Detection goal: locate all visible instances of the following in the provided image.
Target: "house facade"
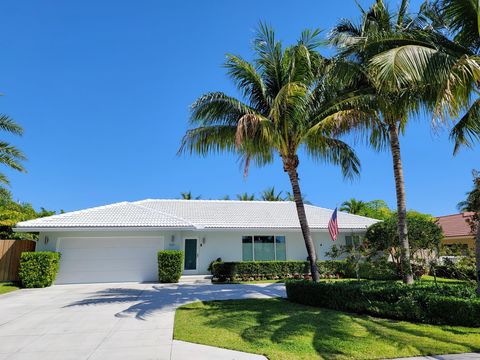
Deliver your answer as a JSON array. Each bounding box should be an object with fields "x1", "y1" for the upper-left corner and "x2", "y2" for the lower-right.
[
  {"x1": 437, "y1": 212, "x2": 476, "y2": 252},
  {"x1": 15, "y1": 200, "x2": 378, "y2": 284}
]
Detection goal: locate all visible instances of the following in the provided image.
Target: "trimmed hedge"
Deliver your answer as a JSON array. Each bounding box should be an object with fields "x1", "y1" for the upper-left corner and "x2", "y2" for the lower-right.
[
  {"x1": 158, "y1": 250, "x2": 183, "y2": 283},
  {"x1": 210, "y1": 260, "x2": 400, "y2": 282},
  {"x1": 286, "y1": 280, "x2": 480, "y2": 327},
  {"x1": 18, "y1": 252, "x2": 61, "y2": 288}
]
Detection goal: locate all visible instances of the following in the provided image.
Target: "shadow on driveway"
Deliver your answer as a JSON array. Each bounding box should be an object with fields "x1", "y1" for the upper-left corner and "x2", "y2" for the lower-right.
[{"x1": 64, "y1": 283, "x2": 286, "y2": 320}]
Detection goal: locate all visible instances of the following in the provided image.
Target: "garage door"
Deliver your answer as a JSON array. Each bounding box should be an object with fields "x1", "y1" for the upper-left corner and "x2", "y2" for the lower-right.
[{"x1": 56, "y1": 236, "x2": 164, "y2": 284}]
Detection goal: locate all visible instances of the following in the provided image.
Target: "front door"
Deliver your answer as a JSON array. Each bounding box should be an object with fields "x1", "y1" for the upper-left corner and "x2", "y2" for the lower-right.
[{"x1": 184, "y1": 238, "x2": 198, "y2": 274}]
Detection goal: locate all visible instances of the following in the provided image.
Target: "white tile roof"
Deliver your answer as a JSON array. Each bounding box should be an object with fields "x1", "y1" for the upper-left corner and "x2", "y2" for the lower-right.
[{"x1": 15, "y1": 199, "x2": 378, "y2": 231}]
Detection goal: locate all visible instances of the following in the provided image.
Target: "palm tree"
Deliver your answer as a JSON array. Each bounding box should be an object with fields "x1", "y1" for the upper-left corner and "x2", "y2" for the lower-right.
[
  {"x1": 329, "y1": 0, "x2": 429, "y2": 283},
  {"x1": 260, "y1": 186, "x2": 284, "y2": 201},
  {"x1": 236, "y1": 192, "x2": 256, "y2": 201},
  {"x1": 340, "y1": 198, "x2": 367, "y2": 215},
  {"x1": 458, "y1": 170, "x2": 480, "y2": 293},
  {"x1": 180, "y1": 191, "x2": 201, "y2": 200},
  {"x1": 285, "y1": 191, "x2": 311, "y2": 204},
  {"x1": 367, "y1": 0, "x2": 480, "y2": 152},
  {"x1": 0, "y1": 115, "x2": 25, "y2": 185},
  {"x1": 179, "y1": 24, "x2": 367, "y2": 281}
]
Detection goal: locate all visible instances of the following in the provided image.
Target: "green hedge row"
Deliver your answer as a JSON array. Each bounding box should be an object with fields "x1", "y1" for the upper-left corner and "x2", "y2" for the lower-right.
[
  {"x1": 158, "y1": 250, "x2": 183, "y2": 283},
  {"x1": 286, "y1": 280, "x2": 480, "y2": 327},
  {"x1": 19, "y1": 252, "x2": 61, "y2": 288},
  {"x1": 210, "y1": 260, "x2": 400, "y2": 282}
]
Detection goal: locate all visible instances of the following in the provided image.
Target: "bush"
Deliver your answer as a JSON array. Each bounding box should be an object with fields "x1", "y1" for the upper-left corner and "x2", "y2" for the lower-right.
[
  {"x1": 210, "y1": 260, "x2": 400, "y2": 282},
  {"x1": 430, "y1": 258, "x2": 476, "y2": 280},
  {"x1": 18, "y1": 252, "x2": 60, "y2": 288},
  {"x1": 286, "y1": 280, "x2": 480, "y2": 327},
  {"x1": 158, "y1": 250, "x2": 183, "y2": 283}
]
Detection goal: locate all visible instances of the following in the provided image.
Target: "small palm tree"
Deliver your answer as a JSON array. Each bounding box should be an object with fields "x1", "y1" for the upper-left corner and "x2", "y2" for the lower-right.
[
  {"x1": 340, "y1": 198, "x2": 367, "y2": 215},
  {"x1": 180, "y1": 191, "x2": 201, "y2": 200},
  {"x1": 285, "y1": 191, "x2": 311, "y2": 204},
  {"x1": 0, "y1": 115, "x2": 25, "y2": 185},
  {"x1": 236, "y1": 192, "x2": 256, "y2": 201},
  {"x1": 260, "y1": 186, "x2": 284, "y2": 201},
  {"x1": 180, "y1": 24, "x2": 368, "y2": 281},
  {"x1": 458, "y1": 170, "x2": 480, "y2": 293}
]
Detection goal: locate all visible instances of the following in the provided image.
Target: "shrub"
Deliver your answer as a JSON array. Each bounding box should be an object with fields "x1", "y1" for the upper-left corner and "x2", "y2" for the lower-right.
[
  {"x1": 158, "y1": 250, "x2": 183, "y2": 283},
  {"x1": 286, "y1": 280, "x2": 480, "y2": 327},
  {"x1": 210, "y1": 260, "x2": 399, "y2": 282},
  {"x1": 18, "y1": 252, "x2": 61, "y2": 288},
  {"x1": 430, "y1": 258, "x2": 476, "y2": 280}
]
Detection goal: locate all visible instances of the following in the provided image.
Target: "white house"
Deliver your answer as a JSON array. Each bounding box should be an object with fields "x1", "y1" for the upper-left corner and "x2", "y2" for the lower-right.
[{"x1": 14, "y1": 199, "x2": 378, "y2": 284}]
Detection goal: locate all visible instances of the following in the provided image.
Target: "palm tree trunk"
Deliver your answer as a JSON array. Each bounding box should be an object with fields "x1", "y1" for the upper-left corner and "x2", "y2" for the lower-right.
[
  {"x1": 284, "y1": 156, "x2": 320, "y2": 282},
  {"x1": 475, "y1": 222, "x2": 480, "y2": 294},
  {"x1": 388, "y1": 125, "x2": 414, "y2": 284}
]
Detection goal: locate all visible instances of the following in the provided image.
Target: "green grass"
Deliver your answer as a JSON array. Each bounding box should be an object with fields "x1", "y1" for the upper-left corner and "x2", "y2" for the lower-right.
[
  {"x1": 174, "y1": 298, "x2": 480, "y2": 360},
  {"x1": 419, "y1": 275, "x2": 471, "y2": 284},
  {"x1": 0, "y1": 282, "x2": 18, "y2": 295}
]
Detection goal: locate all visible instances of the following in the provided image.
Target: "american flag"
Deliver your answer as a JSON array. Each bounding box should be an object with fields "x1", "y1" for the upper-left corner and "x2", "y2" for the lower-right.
[{"x1": 328, "y1": 208, "x2": 339, "y2": 241}]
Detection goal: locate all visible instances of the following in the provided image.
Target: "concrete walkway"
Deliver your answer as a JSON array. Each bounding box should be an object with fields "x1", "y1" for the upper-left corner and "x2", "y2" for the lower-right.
[{"x1": 0, "y1": 282, "x2": 283, "y2": 359}]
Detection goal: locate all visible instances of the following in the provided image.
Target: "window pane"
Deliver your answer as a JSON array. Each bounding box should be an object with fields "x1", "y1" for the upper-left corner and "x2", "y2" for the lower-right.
[
  {"x1": 254, "y1": 236, "x2": 275, "y2": 261},
  {"x1": 242, "y1": 236, "x2": 253, "y2": 261},
  {"x1": 345, "y1": 236, "x2": 352, "y2": 247},
  {"x1": 275, "y1": 236, "x2": 286, "y2": 260}
]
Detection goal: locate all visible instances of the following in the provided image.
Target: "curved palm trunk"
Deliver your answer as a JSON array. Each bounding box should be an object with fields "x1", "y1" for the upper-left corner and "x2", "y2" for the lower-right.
[
  {"x1": 388, "y1": 125, "x2": 414, "y2": 284},
  {"x1": 475, "y1": 222, "x2": 480, "y2": 294},
  {"x1": 284, "y1": 156, "x2": 320, "y2": 282}
]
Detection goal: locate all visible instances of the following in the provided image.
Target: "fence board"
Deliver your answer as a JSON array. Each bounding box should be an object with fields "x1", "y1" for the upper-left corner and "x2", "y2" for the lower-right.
[{"x1": 0, "y1": 240, "x2": 36, "y2": 282}]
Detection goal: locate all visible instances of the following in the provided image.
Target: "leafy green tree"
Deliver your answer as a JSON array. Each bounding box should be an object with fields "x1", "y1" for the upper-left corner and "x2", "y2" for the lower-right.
[
  {"x1": 0, "y1": 189, "x2": 56, "y2": 240},
  {"x1": 329, "y1": 0, "x2": 428, "y2": 283},
  {"x1": 260, "y1": 187, "x2": 284, "y2": 201},
  {"x1": 180, "y1": 191, "x2": 201, "y2": 200},
  {"x1": 236, "y1": 192, "x2": 256, "y2": 201},
  {"x1": 458, "y1": 169, "x2": 480, "y2": 292},
  {"x1": 340, "y1": 198, "x2": 367, "y2": 214},
  {"x1": 365, "y1": 211, "x2": 443, "y2": 275},
  {"x1": 179, "y1": 24, "x2": 367, "y2": 281}
]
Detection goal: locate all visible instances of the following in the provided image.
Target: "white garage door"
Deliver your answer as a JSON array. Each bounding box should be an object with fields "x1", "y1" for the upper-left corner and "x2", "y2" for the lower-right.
[{"x1": 56, "y1": 236, "x2": 164, "y2": 284}]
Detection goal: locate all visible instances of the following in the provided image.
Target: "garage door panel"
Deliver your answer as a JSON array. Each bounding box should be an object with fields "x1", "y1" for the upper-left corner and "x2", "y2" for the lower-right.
[{"x1": 56, "y1": 236, "x2": 164, "y2": 284}]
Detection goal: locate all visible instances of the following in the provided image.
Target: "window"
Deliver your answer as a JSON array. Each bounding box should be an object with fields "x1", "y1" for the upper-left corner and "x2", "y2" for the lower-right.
[
  {"x1": 242, "y1": 235, "x2": 286, "y2": 261},
  {"x1": 242, "y1": 236, "x2": 253, "y2": 261},
  {"x1": 345, "y1": 234, "x2": 361, "y2": 247}
]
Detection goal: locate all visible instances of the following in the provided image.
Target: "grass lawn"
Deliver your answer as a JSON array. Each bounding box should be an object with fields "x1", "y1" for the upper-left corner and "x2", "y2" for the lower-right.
[
  {"x1": 0, "y1": 282, "x2": 18, "y2": 295},
  {"x1": 174, "y1": 298, "x2": 480, "y2": 360}
]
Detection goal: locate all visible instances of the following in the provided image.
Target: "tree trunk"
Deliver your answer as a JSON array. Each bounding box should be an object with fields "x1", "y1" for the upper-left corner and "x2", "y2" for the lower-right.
[
  {"x1": 388, "y1": 125, "x2": 414, "y2": 284},
  {"x1": 475, "y1": 222, "x2": 480, "y2": 295},
  {"x1": 284, "y1": 155, "x2": 320, "y2": 282}
]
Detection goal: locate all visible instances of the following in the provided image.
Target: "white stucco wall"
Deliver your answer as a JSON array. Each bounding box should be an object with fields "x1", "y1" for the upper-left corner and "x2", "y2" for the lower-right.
[{"x1": 35, "y1": 228, "x2": 365, "y2": 278}]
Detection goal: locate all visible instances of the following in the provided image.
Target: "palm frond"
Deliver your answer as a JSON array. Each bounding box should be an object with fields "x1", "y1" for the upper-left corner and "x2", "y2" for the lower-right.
[
  {"x1": 450, "y1": 97, "x2": 480, "y2": 153},
  {"x1": 0, "y1": 115, "x2": 23, "y2": 136}
]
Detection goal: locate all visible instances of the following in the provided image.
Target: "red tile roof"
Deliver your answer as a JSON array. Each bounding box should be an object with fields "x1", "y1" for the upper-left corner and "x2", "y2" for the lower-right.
[{"x1": 436, "y1": 212, "x2": 475, "y2": 238}]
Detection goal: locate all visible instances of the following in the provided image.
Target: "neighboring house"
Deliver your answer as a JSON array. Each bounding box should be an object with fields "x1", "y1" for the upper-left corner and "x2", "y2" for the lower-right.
[
  {"x1": 14, "y1": 200, "x2": 378, "y2": 284},
  {"x1": 436, "y1": 212, "x2": 475, "y2": 251}
]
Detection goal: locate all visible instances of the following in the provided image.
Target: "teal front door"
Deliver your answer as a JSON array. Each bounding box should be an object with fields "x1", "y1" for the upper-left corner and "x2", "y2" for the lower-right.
[{"x1": 184, "y1": 238, "x2": 197, "y2": 271}]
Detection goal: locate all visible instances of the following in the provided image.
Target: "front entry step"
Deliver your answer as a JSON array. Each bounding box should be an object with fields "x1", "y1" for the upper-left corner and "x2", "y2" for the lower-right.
[{"x1": 179, "y1": 275, "x2": 212, "y2": 284}]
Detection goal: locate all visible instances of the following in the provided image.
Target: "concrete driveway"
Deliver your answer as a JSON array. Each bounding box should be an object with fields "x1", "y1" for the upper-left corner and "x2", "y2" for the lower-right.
[{"x1": 0, "y1": 282, "x2": 285, "y2": 360}]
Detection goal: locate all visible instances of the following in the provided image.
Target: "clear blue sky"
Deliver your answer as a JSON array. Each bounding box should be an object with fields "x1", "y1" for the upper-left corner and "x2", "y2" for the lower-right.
[{"x1": 0, "y1": 0, "x2": 476, "y2": 216}]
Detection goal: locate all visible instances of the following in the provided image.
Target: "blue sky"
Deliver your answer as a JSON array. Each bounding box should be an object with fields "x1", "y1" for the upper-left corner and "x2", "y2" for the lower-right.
[{"x1": 0, "y1": 0, "x2": 476, "y2": 216}]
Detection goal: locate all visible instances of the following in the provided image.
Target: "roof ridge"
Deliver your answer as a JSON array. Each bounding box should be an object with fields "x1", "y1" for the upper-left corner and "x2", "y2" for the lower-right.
[
  {"x1": 131, "y1": 202, "x2": 199, "y2": 228},
  {"x1": 136, "y1": 199, "x2": 295, "y2": 204}
]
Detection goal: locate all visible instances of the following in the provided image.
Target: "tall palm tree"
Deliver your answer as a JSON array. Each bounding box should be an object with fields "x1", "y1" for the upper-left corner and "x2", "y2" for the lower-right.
[
  {"x1": 458, "y1": 170, "x2": 480, "y2": 293},
  {"x1": 368, "y1": 0, "x2": 480, "y2": 152},
  {"x1": 236, "y1": 192, "x2": 256, "y2": 201},
  {"x1": 340, "y1": 198, "x2": 367, "y2": 214},
  {"x1": 329, "y1": 0, "x2": 428, "y2": 283},
  {"x1": 260, "y1": 186, "x2": 284, "y2": 201},
  {"x1": 180, "y1": 191, "x2": 201, "y2": 200},
  {"x1": 179, "y1": 24, "x2": 368, "y2": 281},
  {"x1": 0, "y1": 114, "x2": 26, "y2": 185}
]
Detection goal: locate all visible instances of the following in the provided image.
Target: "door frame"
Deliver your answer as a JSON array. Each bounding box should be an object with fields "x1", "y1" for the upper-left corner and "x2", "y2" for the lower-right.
[{"x1": 183, "y1": 237, "x2": 199, "y2": 274}]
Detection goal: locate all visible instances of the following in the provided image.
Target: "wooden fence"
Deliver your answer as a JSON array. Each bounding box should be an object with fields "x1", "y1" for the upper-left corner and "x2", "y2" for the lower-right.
[{"x1": 0, "y1": 240, "x2": 36, "y2": 282}]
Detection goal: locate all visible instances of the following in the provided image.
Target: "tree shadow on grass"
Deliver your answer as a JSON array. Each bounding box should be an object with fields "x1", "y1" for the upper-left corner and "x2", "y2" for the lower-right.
[{"x1": 193, "y1": 299, "x2": 480, "y2": 360}]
